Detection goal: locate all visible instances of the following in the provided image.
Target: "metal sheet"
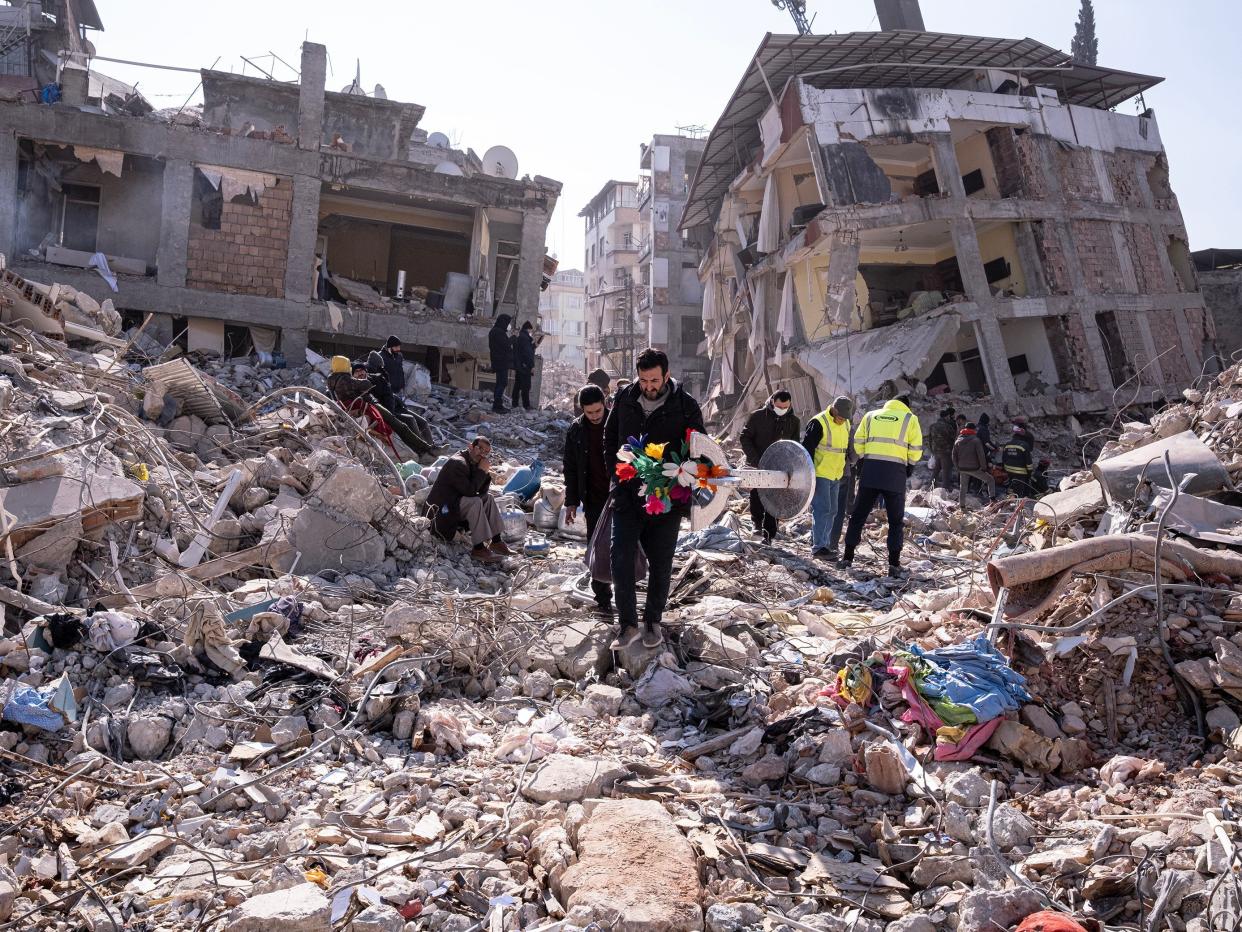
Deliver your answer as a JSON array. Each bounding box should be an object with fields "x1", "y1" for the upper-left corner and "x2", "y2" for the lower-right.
[
  {"x1": 1091, "y1": 430, "x2": 1228, "y2": 506},
  {"x1": 758, "y1": 440, "x2": 816, "y2": 519}
]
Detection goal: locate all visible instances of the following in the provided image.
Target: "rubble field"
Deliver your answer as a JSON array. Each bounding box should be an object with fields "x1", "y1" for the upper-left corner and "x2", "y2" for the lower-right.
[{"x1": 0, "y1": 312, "x2": 1241, "y2": 932}]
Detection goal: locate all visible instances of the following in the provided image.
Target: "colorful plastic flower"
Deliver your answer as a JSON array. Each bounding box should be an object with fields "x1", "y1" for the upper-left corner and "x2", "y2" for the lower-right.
[
  {"x1": 662, "y1": 460, "x2": 698, "y2": 487},
  {"x1": 617, "y1": 445, "x2": 636, "y2": 463},
  {"x1": 615, "y1": 462, "x2": 637, "y2": 482},
  {"x1": 645, "y1": 494, "x2": 669, "y2": 515},
  {"x1": 669, "y1": 484, "x2": 692, "y2": 504},
  {"x1": 644, "y1": 442, "x2": 667, "y2": 460}
]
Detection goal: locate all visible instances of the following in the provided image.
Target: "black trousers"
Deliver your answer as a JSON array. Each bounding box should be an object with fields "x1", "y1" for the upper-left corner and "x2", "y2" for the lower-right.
[
  {"x1": 829, "y1": 471, "x2": 856, "y2": 553},
  {"x1": 842, "y1": 485, "x2": 906, "y2": 567},
  {"x1": 749, "y1": 490, "x2": 777, "y2": 539},
  {"x1": 375, "y1": 404, "x2": 430, "y2": 456},
  {"x1": 583, "y1": 499, "x2": 612, "y2": 609},
  {"x1": 611, "y1": 505, "x2": 681, "y2": 630},
  {"x1": 512, "y1": 371, "x2": 532, "y2": 409},
  {"x1": 492, "y1": 367, "x2": 509, "y2": 409}
]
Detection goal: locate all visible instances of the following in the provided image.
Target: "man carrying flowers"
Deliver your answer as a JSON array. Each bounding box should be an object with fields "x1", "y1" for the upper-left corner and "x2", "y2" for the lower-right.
[{"x1": 603, "y1": 348, "x2": 706, "y2": 650}]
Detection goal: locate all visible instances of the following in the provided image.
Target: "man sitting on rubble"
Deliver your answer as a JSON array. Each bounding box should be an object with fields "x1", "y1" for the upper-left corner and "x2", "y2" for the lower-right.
[
  {"x1": 605, "y1": 347, "x2": 706, "y2": 650},
  {"x1": 425, "y1": 436, "x2": 514, "y2": 565},
  {"x1": 951, "y1": 421, "x2": 996, "y2": 506},
  {"x1": 563, "y1": 384, "x2": 613, "y2": 615},
  {"x1": 363, "y1": 353, "x2": 433, "y2": 455}
]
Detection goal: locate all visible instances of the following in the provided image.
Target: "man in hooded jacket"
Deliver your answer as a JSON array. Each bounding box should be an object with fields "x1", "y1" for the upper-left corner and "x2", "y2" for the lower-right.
[
  {"x1": 739, "y1": 390, "x2": 800, "y2": 543},
  {"x1": 512, "y1": 321, "x2": 537, "y2": 410},
  {"x1": 488, "y1": 315, "x2": 514, "y2": 413}
]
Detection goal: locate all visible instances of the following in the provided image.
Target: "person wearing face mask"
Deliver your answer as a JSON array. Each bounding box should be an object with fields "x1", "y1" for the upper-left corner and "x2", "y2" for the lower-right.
[
  {"x1": 802, "y1": 396, "x2": 855, "y2": 560},
  {"x1": 739, "y1": 390, "x2": 801, "y2": 544}
]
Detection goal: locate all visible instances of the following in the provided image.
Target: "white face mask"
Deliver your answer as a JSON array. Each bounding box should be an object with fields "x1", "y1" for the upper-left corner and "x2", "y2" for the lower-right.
[{"x1": 773, "y1": 404, "x2": 790, "y2": 416}]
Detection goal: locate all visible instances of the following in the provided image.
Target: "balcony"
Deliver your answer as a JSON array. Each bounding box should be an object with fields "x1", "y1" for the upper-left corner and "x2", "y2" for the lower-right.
[
  {"x1": 593, "y1": 327, "x2": 637, "y2": 355},
  {"x1": 607, "y1": 240, "x2": 641, "y2": 257},
  {"x1": 637, "y1": 238, "x2": 652, "y2": 261},
  {"x1": 637, "y1": 177, "x2": 652, "y2": 207}
]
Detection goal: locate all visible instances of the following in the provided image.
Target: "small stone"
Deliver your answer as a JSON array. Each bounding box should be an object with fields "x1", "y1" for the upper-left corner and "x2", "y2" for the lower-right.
[
  {"x1": 728, "y1": 727, "x2": 764, "y2": 757},
  {"x1": 911, "y1": 856, "x2": 973, "y2": 887},
  {"x1": 805, "y1": 764, "x2": 841, "y2": 786},
  {"x1": 888, "y1": 917, "x2": 937, "y2": 932},
  {"x1": 957, "y1": 888, "x2": 1043, "y2": 932},
  {"x1": 1020, "y1": 705, "x2": 1065, "y2": 740},
  {"x1": 944, "y1": 769, "x2": 991, "y2": 808},
  {"x1": 584, "y1": 684, "x2": 624, "y2": 717},
  {"x1": 990, "y1": 804, "x2": 1036, "y2": 850},
  {"x1": 818, "y1": 729, "x2": 854, "y2": 766},
  {"x1": 706, "y1": 903, "x2": 743, "y2": 932},
  {"x1": 522, "y1": 669, "x2": 555, "y2": 700},
  {"x1": 346, "y1": 904, "x2": 405, "y2": 932},
  {"x1": 126, "y1": 716, "x2": 172, "y2": 760},
  {"x1": 944, "y1": 802, "x2": 975, "y2": 845},
  {"x1": 521, "y1": 754, "x2": 626, "y2": 803},
  {"x1": 741, "y1": 753, "x2": 787, "y2": 785}
]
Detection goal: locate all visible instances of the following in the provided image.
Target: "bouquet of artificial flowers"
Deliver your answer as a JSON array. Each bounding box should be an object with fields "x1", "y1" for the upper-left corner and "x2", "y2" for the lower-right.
[{"x1": 615, "y1": 429, "x2": 730, "y2": 515}]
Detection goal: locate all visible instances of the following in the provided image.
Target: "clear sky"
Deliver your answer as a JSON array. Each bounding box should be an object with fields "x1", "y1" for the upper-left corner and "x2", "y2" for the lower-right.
[{"x1": 90, "y1": 0, "x2": 1239, "y2": 266}]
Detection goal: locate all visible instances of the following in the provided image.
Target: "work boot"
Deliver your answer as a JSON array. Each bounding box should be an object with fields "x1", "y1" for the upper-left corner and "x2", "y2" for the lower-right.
[
  {"x1": 812, "y1": 548, "x2": 831, "y2": 561},
  {"x1": 825, "y1": 549, "x2": 839, "y2": 562},
  {"x1": 490, "y1": 539, "x2": 516, "y2": 556},
  {"x1": 761, "y1": 531, "x2": 772, "y2": 546},
  {"x1": 641, "y1": 622, "x2": 663, "y2": 649},
  {"x1": 886, "y1": 564, "x2": 906, "y2": 580},
  {"x1": 470, "y1": 545, "x2": 502, "y2": 565},
  {"x1": 609, "y1": 625, "x2": 642, "y2": 651},
  {"x1": 836, "y1": 556, "x2": 853, "y2": 571},
  {"x1": 492, "y1": 404, "x2": 507, "y2": 414}
]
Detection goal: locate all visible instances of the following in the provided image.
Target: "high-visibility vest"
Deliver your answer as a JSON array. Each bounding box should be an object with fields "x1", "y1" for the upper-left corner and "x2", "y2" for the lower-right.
[
  {"x1": 1002, "y1": 442, "x2": 1032, "y2": 476},
  {"x1": 855, "y1": 400, "x2": 923, "y2": 466},
  {"x1": 812, "y1": 412, "x2": 850, "y2": 480}
]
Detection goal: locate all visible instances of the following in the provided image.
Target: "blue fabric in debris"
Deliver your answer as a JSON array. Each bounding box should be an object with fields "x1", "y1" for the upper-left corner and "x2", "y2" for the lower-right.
[
  {"x1": 3, "y1": 683, "x2": 65, "y2": 731},
  {"x1": 906, "y1": 635, "x2": 1032, "y2": 723},
  {"x1": 677, "y1": 524, "x2": 746, "y2": 553}
]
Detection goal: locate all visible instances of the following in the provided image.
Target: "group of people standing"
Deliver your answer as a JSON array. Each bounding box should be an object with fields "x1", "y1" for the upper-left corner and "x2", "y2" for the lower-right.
[
  {"x1": 926, "y1": 406, "x2": 1049, "y2": 504},
  {"x1": 488, "y1": 315, "x2": 541, "y2": 414}
]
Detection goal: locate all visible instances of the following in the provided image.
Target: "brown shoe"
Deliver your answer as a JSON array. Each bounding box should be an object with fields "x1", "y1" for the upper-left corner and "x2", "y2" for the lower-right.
[
  {"x1": 471, "y1": 545, "x2": 502, "y2": 564},
  {"x1": 490, "y1": 539, "x2": 516, "y2": 556}
]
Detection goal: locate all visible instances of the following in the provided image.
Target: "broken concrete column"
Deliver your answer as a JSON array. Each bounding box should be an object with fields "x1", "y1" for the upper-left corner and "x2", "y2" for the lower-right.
[
  {"x1": 157, "y1": 159, "x2": 194, "y2": 289},
  {"x1": 283, "y1": 174, "x2": 322, "y2": 306},
  {"x1": 822, "y1": 233, "x2": 861, "y2": 328},
  {"x1": 928, "y1": 134, "x2": 966, "y2": 199},
  {"x1": 297, "y1": 43, "x2": 328, "y2": 152},
  {"x1": 559, "y1": 799, "x2": 704, "y2": 930},
  {"x1": 0, "y1": 129, "x2": 17, "y2": 260},
  {"x1": 280, "y1": 325, "x2": 309, "y2": 367},
  {"x1": 514, "y1": 208, "x2": 551, "y2": 327},
  {"x1": 971, "y1": 317, "x2": 1019, "y2": 404}
]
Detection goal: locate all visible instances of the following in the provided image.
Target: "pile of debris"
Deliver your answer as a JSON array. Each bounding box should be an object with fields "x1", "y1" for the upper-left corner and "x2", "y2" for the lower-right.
[{"x1": 3, "y1": 299, "x2": 1242, "y2": 931}]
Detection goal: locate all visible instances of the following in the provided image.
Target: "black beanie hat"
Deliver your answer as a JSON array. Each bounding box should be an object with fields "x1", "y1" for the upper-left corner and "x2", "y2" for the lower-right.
[{"x1": 385, "y1": 335, "x2": 401, "y2": 349}]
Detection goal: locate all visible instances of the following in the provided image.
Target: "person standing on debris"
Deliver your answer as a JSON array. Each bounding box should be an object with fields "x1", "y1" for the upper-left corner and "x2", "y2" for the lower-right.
[
  {"x1": 826, "y1": 418, "x2": 859, "y2": 562},
  {"x1": 977, "y1": 412, "x2": 996, "y2": 458},
  {"x1": 951, "y1": 421, "x2": 996, "y2": 506},
  {"x1": 512, "y1": 321, "x2": 537, "y2": 411},
  {"x1": 839, "y1": 393, "x2": 923, "y2": 577},
  {"x1": 1002, "y1": 430, "x2": 1035, "y2": 497},
  {"x1": 426, "y1": 436, "x2": 515, "y2": 565},
  {"x1": 927, "y1": 407, "x2": 957, "y2": 490},
  {"x1": 801, "y1": 396, "x2": 853, "y2": 559},
  {"x1": 379, "y1": 336, "x2": 406, "y2": 398},
  {"x1": 488, "y1": 314, "x2": 514, "y2": 413},
  {"x1": 563, "y1": 384, "x2": 613, "y2": 615},
  {"x1": 1012, "y1": 417, "x2": 1036, "y2": 454},
  {"x1": 740, "y1": 391, "x2": 801, "y2": 544},
  {"x1": 605, "y1": 348, "x2": 706, "y2": 650}
]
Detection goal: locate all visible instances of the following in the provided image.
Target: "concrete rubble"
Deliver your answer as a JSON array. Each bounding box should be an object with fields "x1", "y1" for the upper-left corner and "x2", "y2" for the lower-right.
[{"x1": 1, "y1": 314, "x2": 1242, "y2": 932}]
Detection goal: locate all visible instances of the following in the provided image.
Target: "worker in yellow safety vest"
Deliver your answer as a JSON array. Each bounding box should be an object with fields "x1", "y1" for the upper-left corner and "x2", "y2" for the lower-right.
[
  {"x1": 801, "y1": 396, "x2": 855, "y2": 560},
  {"x1": 839, "y1": 394, "x2": 923, "y2": 578}
]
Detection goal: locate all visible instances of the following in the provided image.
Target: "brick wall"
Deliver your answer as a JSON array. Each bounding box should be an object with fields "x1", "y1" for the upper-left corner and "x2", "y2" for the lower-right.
[
  {"x1": 187, "y1": 178, "x2": 292, "y2": 298},
  {"x1": 1148, "y1": 310, "x2": 1190, "y2": 384},
  {"x1": 1012, "y1": 133, "x2": 1049, "y2": 199},
  {"x1": 1123, "y1": 224, "x2": 1168, "y2": 294},
  {"x1": 1106, "y1": 151, "x2": 1145, "y2": 208},
  {"x1": 1058, "y1": 313, "x2": 1100, "y2": 390},
  {"x1": 985, "y1": 128, "x2": 1024, "y2": 198},
  {"x1": 1071, "y1": 221, "x2": 1125, "y2": 294},
  {"x1": 1031, "y1": 221, "x2": 1073, "y2": 295},
  {"x1": 1055, "y1": 146, "x2": 1102, "y2": 201}
]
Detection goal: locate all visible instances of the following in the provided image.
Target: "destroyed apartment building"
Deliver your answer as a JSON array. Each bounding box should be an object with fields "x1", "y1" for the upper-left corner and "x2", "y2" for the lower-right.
[
  {"x1": 684, "y1": 20, "x2": 1213, "y2": 423},
  {"x1": 0, "y1": 6, "x2": 561, "y2": 395}
]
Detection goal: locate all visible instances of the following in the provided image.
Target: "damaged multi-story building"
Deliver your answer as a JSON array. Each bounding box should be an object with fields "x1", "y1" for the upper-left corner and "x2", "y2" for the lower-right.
[
  {"x1": 0, "y1": 2, "x2": 560, "y2": 397},
  {"x1": 684, "y1": 1, "x2": 1213, "y2": 425}
]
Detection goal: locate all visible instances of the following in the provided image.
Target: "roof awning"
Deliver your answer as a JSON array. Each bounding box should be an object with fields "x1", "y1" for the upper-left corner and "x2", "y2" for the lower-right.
[{"x1": 796, "y1": 307, "x2": 961, "y2": 398}]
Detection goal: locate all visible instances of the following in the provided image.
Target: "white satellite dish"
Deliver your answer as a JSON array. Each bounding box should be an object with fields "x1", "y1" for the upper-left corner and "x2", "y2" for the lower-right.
[
  {"x1": 482, "y1": 145, "x2": 519, "y2": 179},
  {"x1": 434, "y1": 161, "x2": 464, "y2": 176},
  {"x1": 428, "y1": 132, "x2": 450, "y2": 149}
]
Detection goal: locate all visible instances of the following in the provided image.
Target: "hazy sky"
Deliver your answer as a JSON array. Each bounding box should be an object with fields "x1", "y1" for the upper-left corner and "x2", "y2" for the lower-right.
[{"x1": 91, "y1": 0, "x2": 1239, "y2": 266}]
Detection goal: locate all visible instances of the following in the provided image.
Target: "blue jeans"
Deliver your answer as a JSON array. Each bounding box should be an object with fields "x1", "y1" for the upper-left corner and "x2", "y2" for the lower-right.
[{"x1": 811, "y1": 477, "x2": 840, "y2": 552}]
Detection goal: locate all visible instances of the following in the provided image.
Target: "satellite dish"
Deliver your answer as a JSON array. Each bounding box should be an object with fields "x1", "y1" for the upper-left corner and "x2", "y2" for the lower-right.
[
  {"x1": 482, "y1": 145, "x2": 519, "y2": 179},
  {"x1": 373, "y1": 83, "x2": 388, "y2": 100},
  {"x1": 434, "y1": 161, "x2": 464, "y2": 176},
  {"x1": 428, "y1": 132, "x2": 450, "y2": 149}
]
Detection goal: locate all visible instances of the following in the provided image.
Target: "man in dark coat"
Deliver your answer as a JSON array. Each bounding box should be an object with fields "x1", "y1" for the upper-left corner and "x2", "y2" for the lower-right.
[
  {"x1": 563, "y1": 384, "x2": 612, "y2": 614},
  {"x1": 512, "y1": 321, "x2": 537, "y2": 410},
  {"x1": 488, "y1": 315, "x2": 514, "y2": 413},
  {"x1": 927, "y1": 406, "x2": 957, "y2": 489},
  {"x1": 379, "y1": 336, "x2": 406, "y2": 397},
  {"x1": 425, "y1": 437, "x2": 514, "y2": 565},
  {"x1": 604, "y1": 348, "x2": 705, "y2": 649},
  {"x1": 951, "y1": 422, "x2": 995, "y2": 506},
  {"x1": 739, "y1": 390, "x2": 800, "y2": 543},
  {"x1": 364, "y1": 354, "x2": 432, "y2": 455}
]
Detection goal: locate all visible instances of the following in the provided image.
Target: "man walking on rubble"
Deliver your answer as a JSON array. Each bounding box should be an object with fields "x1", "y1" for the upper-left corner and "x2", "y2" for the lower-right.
[
  {"x1": 605, "y1": 348, "x2": 706, "y2": 650},
  {"x1": 563, "y1": 384, "x2": 613, "y2": 615},
  {"x1": 801, "y1": 396, "x2": 853, "y2": 559},
  {"x1": 839, "y1": 393, "x2": 923, "y2": 578},
  {"x1": 741, "y1": 390, "x2": 801, "y2": 544},
  {"x1": 426, "y1": 436, "x2": 515, "y2": 565},
  {"x1": 489, "y1": 314, "x2": 514, "y2": 414},
  {"x1": 927, "y1": 406, "x2": 957, "y2": 490},
  {"x1": 952, "y1": 421, "x2": 995, "y2": 506}
]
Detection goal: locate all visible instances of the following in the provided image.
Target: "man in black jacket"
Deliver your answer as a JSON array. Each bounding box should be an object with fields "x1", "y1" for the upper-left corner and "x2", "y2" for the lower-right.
[
  {"x1": 604, "y1": 348, "x2": 706, "y2": 649},
  {"x1": 425, "y1": 437, "x2": 515, "y2": 565},
  {"x1": 739, "y1": 390, "x2": 800, "y2": 543},
  {"x1": 379, "y1": 335, "x2": 406, "y2": 397},
  {"x1": 563, "y1": 384, "x2": 612, "y2": 614},
  {"x1": 488, "y1": 315, "x2": 514, "y2": 413},
  {"x1": 512, "y1": 321, "x2": 537, "y2": 410}
]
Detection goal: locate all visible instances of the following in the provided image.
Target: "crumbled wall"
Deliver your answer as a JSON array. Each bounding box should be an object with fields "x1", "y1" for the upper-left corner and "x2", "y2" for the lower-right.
[
  {"x1": 1057, "y1": 313, "x2": 1100, "y2": 391},
  {"x1": 1149, "y1": 310, "x2": 1191, "y2": 384},
  {"x1": 1055, "y1": 146, "x2": 1102, "y2": 201},
  {"x1": 187, "y1": 180, "x2": 292, "y2": 299},
  {"x1": 1106, "y1": 151, "x2": 1145, "y2": 208},
  {"x1": 1031, "y1": 221, "x2": 1073, "y2": 295},
  {"x1": 984, "y1": 127, "x2": 1023, "y2": 198},
  {"x1": 1072, "y1": 221, "x2": 1126, "y2": 294}
]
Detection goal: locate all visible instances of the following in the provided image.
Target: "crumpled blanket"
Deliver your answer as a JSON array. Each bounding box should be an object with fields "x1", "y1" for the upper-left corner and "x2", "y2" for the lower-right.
[
  {"x1": 677, "y1": 524, "x2": 746, "y2": 554},
  {"x1": 904, "y1": 635, "x2": 1032, "y2": 723}
]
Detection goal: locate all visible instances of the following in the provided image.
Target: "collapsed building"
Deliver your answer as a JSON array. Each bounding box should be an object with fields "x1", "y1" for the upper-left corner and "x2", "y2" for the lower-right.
[
  {"x1": 1194, "y1": 247, "x2": 1242, "y2": 361},
  {"x1": 0, "y1": 4, "x2": 560, "y2": 395},
  {"x1": 684, "y1": 10, "x2": 1214, "y2": 425}
]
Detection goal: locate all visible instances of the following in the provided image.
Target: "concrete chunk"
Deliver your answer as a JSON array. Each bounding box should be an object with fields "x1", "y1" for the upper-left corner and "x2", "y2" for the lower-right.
[
  {"x1": 228, "y1": 882, "x2": 331, "y2": 932},
  {"x1": 522, "y1": 754, "x2": 627, "y2": 803}
]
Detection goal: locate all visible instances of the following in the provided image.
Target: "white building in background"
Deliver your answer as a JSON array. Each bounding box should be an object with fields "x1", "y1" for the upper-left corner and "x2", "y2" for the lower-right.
[{"x1": 539, "y1": 268, "x2": 588, "y2": 368}]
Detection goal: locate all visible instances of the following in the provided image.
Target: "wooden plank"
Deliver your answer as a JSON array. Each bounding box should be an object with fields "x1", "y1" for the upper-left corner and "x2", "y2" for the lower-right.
[{"x1": 97, "y1": 539, "x2": 291, "y2": 608}]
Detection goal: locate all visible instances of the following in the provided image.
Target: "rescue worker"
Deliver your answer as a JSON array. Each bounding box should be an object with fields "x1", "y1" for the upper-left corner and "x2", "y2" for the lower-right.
[
  {"x1": 927, "y1": 407, "x2": 957, "y2": 489},
  {"x1": 488, "y1": 314, "x2": 514, "y2": 413},
  {"x1": 1002, "y1": 428, "x2": 1035, "y2": 497},
  {"x1": 563, "y1": 384, "x2": 613, "y2": 615},
  {"x1": 425, "y1": 436, "x2": 515, "y2": 565},
  {"x1": 839, "y1": 393, "x2": 923, "y2": 577},
  {"x1": 740, "y1": 390, "x2": 801, "y2": 544},
  {"x1": 801, "y1": 396, "x2": 853, "y2": 560},
  {"x1": 951, "y1": 421, "x2": 996, "y2": 506}
]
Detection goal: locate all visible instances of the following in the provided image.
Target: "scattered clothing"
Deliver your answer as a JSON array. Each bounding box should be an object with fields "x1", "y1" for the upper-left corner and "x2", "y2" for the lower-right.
[
  {"x1": 933, "y1": 718, "x2": 1002, "y2": 762},
  {"x1": 904, "y1": 635, "x2": 1033, "y2": 724}
]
